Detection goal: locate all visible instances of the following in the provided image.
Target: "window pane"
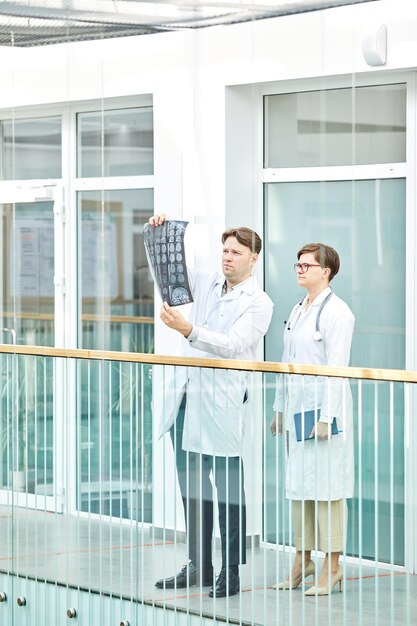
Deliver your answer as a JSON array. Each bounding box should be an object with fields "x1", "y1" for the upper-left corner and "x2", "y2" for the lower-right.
[
  {"x1": 263, "y1": 179, "x2": 406, "y2": 565},
  {"x1": 0, "y1": 201, "x2": 55, "y2": 346},
  {"x1": 77, "y1": 107, "x2": 153, "y2": 177},
  {"x1": 78, "y1": 188, "x2": 154, "y2": 351},
  {"x1": 264, "y1": 84, "x2": 406, "y2": 167},
  {"x1": 77, "y1": 189, "x2": 154, "y2": 522},
  {"x1": 1, "y1": 117, "x2": 62, "y2": 180}
]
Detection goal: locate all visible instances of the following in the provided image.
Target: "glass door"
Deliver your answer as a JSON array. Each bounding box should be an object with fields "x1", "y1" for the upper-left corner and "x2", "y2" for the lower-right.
[
  {"x1": 0, "y1": 185, "x2": 63, "y2": 511},
  {"x1": 263, "y1": 178, "x2": 406, "y2": 564},
  {"x1": 261, "y1": 79, "x2": 408, "y2": 566}
]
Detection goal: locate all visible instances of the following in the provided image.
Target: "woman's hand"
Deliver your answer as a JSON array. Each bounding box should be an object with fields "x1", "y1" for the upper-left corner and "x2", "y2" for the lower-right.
[
  {"x1": 148, "y1": 214, "x2": 166, "y2": 227},
  {"x1": 270, "y1": 412, "x2": 283, "y2": 436},
  {"x1": 310, "y1": 421, "x2": 332, "y2": 440}
]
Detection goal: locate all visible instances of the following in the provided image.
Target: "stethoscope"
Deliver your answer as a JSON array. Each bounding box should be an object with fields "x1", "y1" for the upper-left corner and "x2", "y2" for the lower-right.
[{"x1": 285, "y1": 289, "x2": 333, "y2": 342}]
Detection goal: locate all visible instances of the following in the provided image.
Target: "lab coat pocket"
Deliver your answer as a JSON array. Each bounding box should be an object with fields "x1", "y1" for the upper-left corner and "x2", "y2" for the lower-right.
[{"x1": 213, "y1": 370, "x2": 247, "y2": 410}]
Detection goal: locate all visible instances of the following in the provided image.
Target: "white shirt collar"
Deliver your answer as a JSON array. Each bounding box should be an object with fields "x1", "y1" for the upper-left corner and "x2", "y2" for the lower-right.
[
  {"x1": 220, "y1": 274, "x2": 257, "y2": 297},
  {"x1": 302, "y1": 285, "x2": 332, "y2": 308}
]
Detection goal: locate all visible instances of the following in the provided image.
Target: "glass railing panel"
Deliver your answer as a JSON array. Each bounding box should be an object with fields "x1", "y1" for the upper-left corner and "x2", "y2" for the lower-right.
[
  {"x1": 348, "y1": 379, "x2": 405, "y2": 565},
  {"x1": 0, "y1": 353, "x2": 54, "y2": 497},
  {"x1": 77, "y1": 358, "x2": 152, "y2": 522},
  {"x1": 0, "y1": 350, "x2": 413, "y2": 626},
  {"x1": 264, "y1": 371, "x2": 410, "y2": 626},
  {"x1": 264, "y1": 374, "x2": 406, "y2": 566}
]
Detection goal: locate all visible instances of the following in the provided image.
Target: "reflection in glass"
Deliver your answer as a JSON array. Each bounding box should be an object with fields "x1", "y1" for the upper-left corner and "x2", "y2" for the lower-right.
[
  {"x1": 1, "y1": 117, "x2": 62, "y2": 180},
  {"x1": 264, "y1": 84, "x2": 406, "y2": 167},
  {"x1": 77, "y1": 107, "x2": 153, "y2": 177}
]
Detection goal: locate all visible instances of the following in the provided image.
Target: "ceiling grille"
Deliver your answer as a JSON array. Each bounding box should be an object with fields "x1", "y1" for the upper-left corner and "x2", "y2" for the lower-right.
[{"x1": 0, "y1": 0, "x2": 377, "y2": 47}]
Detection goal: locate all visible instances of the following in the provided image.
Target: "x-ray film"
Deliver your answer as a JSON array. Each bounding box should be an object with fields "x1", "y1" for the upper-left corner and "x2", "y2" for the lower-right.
[{"x1": 143, "y1": 220, "x2": 193, "y2": 306}]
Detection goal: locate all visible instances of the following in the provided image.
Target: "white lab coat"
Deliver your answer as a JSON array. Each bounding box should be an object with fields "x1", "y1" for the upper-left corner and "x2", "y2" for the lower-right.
[
  {"x1": 158, "y1": 269, "x2": 273, "y2": 456},
  {"x1": 273, "y1": 287, "x2": 355, "y2": 501}
]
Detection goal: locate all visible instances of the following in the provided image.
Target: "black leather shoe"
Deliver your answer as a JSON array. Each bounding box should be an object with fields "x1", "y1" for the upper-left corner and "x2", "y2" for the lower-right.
[
  {"x1": 209, "y1": 567, "x2": 240, "y2": 597},
  {"x1": 155, "y1": 562, "x2": 214, "y2": 589}
]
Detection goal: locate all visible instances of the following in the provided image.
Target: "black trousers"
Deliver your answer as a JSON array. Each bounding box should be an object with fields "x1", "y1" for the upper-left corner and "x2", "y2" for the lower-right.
[{"x1": 170, "y1": 397, "x2": 246, "y2": 568}]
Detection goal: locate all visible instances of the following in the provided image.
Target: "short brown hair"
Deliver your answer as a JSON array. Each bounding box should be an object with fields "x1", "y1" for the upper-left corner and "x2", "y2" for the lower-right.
[
  {"x1": 222, "y1": 227, "x2": 262, "y2": 254},
  {"x1": 297, "y1": 243, "x2": 340, "y2": 281}
]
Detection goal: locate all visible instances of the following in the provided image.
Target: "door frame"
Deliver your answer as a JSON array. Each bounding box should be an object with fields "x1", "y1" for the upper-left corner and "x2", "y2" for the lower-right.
[
  {"x1": 256, "y1": 71, "x2": 416, "y2": 573},
  {"x1": 0, "y1": 182, "x2": 65, "y2": 513}
]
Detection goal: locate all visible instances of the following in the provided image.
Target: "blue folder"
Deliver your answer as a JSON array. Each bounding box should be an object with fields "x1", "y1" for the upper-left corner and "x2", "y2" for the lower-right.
[{"x1": 293, "y1": 408, "x2": 339, "y2": 442}]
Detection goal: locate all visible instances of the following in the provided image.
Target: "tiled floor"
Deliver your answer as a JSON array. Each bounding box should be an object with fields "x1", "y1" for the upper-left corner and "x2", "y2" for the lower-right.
[{"x1": 0, "y1": 505, "x2": 414, "y2": 625}]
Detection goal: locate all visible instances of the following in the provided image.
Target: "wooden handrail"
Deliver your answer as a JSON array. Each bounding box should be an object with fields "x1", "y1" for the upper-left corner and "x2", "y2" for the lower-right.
[
  {"x1": 1, "y1": 312, "x2": 154, "y2": 324},
  {"x1": 0, "y1": 343, "x2": 415, "y2": 383}
]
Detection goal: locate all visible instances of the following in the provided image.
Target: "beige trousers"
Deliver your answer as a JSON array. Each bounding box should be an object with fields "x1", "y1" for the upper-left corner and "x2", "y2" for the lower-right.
[{"x1": 293, "y1": 499, "x2": 347, "y2": 553}]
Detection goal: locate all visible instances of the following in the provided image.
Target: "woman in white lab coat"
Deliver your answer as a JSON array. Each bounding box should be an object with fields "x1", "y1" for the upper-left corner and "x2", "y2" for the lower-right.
[{"x1": 271, "y1": 243, "x2": 355, "y2": 596}]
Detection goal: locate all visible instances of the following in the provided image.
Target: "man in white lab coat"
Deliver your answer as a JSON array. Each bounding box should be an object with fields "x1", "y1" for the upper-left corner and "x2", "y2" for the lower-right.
[{"x1": 150, "y1": 214, "x2": 273, "y2": 597}]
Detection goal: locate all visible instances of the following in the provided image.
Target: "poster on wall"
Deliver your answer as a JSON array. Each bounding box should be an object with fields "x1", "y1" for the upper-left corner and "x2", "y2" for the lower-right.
[
  {"x1": 143, "y1": 220, "x2": 193, "y2": 306},
  {"x1": 11, "y1": 219, "x2": 54, "y2": 298},
  {"x1": 81, "y1": 214, "x2": 118, "y2": 299}
]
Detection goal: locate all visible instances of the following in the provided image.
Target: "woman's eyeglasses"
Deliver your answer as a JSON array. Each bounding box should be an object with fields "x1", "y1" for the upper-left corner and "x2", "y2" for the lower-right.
[{"x1": 293, "y1": 262, "x2": 321, "y2": 273}]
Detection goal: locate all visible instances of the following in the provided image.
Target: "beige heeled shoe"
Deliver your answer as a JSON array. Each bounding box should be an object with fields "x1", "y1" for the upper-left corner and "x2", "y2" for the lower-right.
[
  {"x1": 304, "y1": 567, "x2": 343, "y2": 596},
  {"x1": 273, "y1": 560, "x2": 315, "y2": 590}
]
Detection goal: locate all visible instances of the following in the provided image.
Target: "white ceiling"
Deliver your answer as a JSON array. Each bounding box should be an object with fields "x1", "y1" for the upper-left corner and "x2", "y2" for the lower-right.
[{"x1": 0, "y1": 0, "x2": 376, "y2": 47}]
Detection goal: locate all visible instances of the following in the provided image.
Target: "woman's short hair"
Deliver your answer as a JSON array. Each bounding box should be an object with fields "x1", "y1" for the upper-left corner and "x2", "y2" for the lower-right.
[
  {"x1": 222, "y1": 227, "x2": 262, "y2": 254},
  {"x1": 297, "y1": 243, "x2": 340, "y2": 281}
]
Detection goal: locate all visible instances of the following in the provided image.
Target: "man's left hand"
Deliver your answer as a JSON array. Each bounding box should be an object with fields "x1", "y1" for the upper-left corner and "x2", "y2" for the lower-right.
[{"x1": 160, "y1": 302, "x2": 193, "y2": 337}]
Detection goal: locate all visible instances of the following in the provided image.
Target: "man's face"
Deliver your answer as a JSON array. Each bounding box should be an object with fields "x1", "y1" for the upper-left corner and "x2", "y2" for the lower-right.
[{"x1": 222, "y1": 236, "x2": 258, "y2": 286}]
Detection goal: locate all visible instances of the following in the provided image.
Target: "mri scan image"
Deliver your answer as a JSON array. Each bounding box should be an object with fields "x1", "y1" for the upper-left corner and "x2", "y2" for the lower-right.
[{"x1": 143, "y1": 220, "x2": 193, "y2": 306}]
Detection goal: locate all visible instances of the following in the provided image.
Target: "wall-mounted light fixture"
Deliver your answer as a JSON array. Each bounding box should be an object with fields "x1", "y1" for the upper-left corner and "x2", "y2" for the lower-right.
[{"x1": 362, "y1": 24, "x2": 387, "y2": 66}]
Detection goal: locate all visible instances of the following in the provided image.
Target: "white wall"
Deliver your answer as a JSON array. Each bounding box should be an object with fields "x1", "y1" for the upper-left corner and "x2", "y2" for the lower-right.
[
  {"x1": 1, "y1": 1, "x2": 417, "y2": 257},
  {"x1": 1, "y1": 0, "x2": 415, "y2": 259},
  {"x1": 1, "y1": 0, "x2": 416, "y2": 539}
]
